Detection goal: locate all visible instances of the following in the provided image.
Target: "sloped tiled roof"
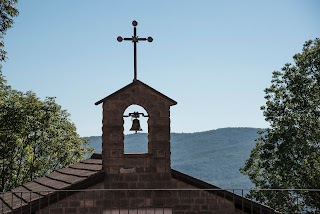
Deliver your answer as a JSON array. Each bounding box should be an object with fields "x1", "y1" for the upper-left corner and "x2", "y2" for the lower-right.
[
  {"x1": 0, "y1": 154, "x2": 276, "y2": 214},
  {"x1": 0, "y1": 157, "x2": 103, "y2": 214}
]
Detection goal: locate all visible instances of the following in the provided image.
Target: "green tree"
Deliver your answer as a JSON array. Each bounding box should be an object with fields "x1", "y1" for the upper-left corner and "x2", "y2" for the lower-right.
[
  {"x1": 0, "y1": 74, "x2": 92, "y2": 192},
  {"x1": 0, "y1": 0, "x2": 19, "y2": 62},
  {"x1": 0, "y1": 1, "x2": 92, "y2": 192},
  {"x1": 241, "y1": 38, "x2": 320, "y2": 213}
]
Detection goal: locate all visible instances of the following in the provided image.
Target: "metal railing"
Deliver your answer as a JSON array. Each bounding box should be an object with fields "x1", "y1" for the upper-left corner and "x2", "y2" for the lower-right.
[{"x1": 0, "y1": 189, "x2": 319, "y2": 214}]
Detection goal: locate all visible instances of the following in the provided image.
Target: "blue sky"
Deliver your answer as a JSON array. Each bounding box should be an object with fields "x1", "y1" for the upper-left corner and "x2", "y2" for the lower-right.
[{"x1": 2, "y1": 1, "x2": 320, "y2": 137}]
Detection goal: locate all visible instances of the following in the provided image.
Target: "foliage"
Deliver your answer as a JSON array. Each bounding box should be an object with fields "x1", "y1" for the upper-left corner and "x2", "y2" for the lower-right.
[
  {"x1": 0, "y1": 0, "x2": 92, "y2": 192},
  {"x1": 241, "y1": 38, "x2": 320, "y2": 213},
  {"x1": 0, "y1": 0, "x2": 19, "y2": 62},
  {"x1": 0, "y1": 73, "x2": 92, "y2": 192}
]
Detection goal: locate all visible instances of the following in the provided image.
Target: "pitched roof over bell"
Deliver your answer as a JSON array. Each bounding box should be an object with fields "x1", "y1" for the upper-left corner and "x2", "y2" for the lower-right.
[{"x1": 95, "y1": 80, "x2": 177, "y2": 106}]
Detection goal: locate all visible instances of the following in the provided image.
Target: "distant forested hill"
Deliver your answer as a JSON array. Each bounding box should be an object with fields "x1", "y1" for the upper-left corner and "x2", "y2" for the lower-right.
[{"x1": 86, "y1": 127, "x2": 262, "y2": 189}]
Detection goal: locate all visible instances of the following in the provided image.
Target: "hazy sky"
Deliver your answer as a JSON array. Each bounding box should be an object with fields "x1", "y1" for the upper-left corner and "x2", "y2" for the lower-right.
[{"x1": 2, "y1": 1, "x2": 320, "y2": 136}]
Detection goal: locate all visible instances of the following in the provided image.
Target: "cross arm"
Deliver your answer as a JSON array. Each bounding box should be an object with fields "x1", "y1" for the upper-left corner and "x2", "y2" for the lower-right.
[
  {"x1": 117, "y1": 37, "x2": 153, "y2": 42},
  {"x1": 138, "y1": 37, "x2": 153, "y2": 42}
]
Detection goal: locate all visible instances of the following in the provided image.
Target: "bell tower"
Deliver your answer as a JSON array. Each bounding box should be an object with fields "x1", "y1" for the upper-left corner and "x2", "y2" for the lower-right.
[
  {"x1": 95, "y1": 80, "x2": 177, "y2": 188},
  {"x1": 95, "y1": 21, "x2": 177, "y2": 188}
]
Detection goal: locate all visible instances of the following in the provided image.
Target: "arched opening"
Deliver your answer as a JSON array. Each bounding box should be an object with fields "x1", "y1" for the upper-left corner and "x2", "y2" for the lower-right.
[{"x1": 123, "y1": 104, "x2": 148, "y2": 154}]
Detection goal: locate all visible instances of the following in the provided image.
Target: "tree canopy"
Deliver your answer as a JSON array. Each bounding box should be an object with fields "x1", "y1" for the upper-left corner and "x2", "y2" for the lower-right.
[
  {"x1": 0, "y1": 0, "x2": 92, "y2": 192},
  {"x1": 0, "y1": 0, "x2": 19, "y2": 62},
  {"x1": 0, "y1": 74, "x2": 92, "y2": 192},
  {"x1": 241, "y1": 38, "x2": 320, "y2": 213}
]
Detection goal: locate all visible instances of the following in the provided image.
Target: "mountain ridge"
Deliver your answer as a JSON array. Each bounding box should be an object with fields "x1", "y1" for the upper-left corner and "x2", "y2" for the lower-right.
[{"x1": 86, "y1": 127, "x2": 263, "y2": 189}]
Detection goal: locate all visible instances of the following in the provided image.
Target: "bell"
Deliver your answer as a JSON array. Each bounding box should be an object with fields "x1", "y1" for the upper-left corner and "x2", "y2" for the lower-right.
[{"x1": 130, "y1": 118, "x2": 142, "y2": 133}]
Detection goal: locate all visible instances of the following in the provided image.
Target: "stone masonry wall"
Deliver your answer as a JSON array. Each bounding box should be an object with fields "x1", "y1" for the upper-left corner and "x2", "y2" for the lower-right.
[{"x1": 36, "y1": 178, "x2": 244, "y2": 214}]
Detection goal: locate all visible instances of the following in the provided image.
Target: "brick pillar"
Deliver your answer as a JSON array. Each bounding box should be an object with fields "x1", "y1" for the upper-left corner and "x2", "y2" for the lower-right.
[
  {"x1": 148, "y1": 105, "x2": 171, "y2": 175},
  {"x1": 102, "y1": 100, "x2": 124, "y2": 175}
]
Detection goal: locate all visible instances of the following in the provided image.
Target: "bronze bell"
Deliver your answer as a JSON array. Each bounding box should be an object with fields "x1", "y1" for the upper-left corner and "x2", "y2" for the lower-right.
[{"x1": 130, "y1": 118, "x2": 142, "y2": 133}]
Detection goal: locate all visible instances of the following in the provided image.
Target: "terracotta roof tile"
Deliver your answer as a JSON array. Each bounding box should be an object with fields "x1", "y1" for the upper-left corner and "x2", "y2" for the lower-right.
[
  {"x1": 33, "y1": 177, "x2": 70, "y2": 190},
  {"x1": 80, "y1": 158, "x2": 102, "y2": 165},
  {"x1": 45, "y1": 171, "x2": 85, "y2": 184},
  {"x1": 0, "y1": 201, "x2": 11, "y2": 213},
  {"x1": 11, "y1": 186, "x2": 40, "y2": 203},
  {"x1": 57, "y1": 167, "x2": 98, "y2": 177},
  {"x1": 23, "y1": 181, "x2": 55, "y2": 196},
  {"x1": 1, "y1": 192, "x2": 28, "y2": 211},
  {"x1": 69, "y1": 162, "x2": 102, "y2": 171}
]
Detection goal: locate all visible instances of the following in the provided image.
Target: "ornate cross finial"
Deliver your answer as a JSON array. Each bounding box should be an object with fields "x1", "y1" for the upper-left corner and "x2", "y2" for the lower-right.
[{"x1": 117, "y1": 20, "x2": 153, "y2": 81}]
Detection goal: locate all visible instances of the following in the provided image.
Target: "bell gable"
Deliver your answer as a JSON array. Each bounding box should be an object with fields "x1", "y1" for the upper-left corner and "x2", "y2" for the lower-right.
[{"x1": 95, "y1": 80, "x2": 177, "y2": 188}]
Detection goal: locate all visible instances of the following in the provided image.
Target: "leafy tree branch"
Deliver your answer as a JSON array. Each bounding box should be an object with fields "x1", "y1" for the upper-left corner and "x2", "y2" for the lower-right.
[{"x1": 241, "y1": 38, "x2": 320, "y2": 213}]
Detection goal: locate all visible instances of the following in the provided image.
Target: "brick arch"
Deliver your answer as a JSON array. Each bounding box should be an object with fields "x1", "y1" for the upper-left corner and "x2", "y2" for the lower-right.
[
  {"x1": 113, "y1": 93, "x2": 161, "y2": 156},
  {"x1": 117, "y1": 94, "x2": 158, "y2": 119},
  {"x1": 120, "y1": 103, "x2": 151, "y2": 119}
]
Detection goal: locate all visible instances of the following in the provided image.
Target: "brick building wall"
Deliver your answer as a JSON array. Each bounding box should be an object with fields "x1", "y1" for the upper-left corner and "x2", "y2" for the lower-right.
[{"x1": 36, "y1": 178, "x2": 243, "y2": 214}]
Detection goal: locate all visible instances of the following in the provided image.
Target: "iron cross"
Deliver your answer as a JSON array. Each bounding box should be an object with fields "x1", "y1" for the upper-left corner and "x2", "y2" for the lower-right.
[{"x1": 117, "y1": 20, "x2": 153, "y2": 81}]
